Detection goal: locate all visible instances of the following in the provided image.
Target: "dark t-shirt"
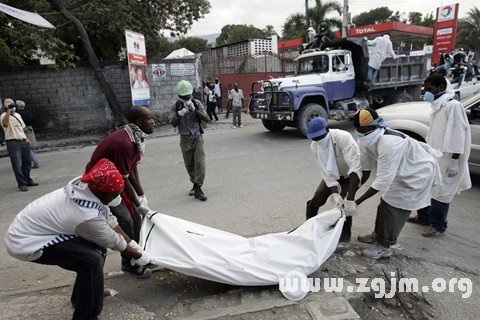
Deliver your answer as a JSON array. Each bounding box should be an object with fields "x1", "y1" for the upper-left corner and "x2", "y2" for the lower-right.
[
  {"x1": 16, "y1": 109, "x2": 34, "y2": 127},
  {"x1": 85, "y1": 127, "x2": 140, "y2": 177}
]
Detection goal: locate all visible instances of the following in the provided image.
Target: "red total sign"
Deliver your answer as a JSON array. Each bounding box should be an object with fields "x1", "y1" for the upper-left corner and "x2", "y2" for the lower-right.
[{"x1": 432, "y1": 3, "x2": 459, "y2": 65}]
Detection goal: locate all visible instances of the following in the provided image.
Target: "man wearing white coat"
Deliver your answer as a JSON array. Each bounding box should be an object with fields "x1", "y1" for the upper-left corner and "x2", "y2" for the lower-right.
[
  {"x1": 408, "y1": 74, "x2": 471, "y2": 237},
  {"x1": 364, "y1": 33, "x2": 397, "y2": 83},
  {"x1": 353, "y1": 108, "x2": 442, "y2": 259},
  {"x1": 305, "y1": 117, "x2": 362, "y2": 243}
]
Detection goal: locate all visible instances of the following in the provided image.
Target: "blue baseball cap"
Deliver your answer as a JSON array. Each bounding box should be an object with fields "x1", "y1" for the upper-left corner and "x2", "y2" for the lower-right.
[{"x1": 307, "y1": 117, "x2": 328, "y2": 139}]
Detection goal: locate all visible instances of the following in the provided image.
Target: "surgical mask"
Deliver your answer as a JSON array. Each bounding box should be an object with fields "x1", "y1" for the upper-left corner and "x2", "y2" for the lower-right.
[
  {"x1": 9, "y1": 107, "x2": 16, "y2": 113},
  {"x1": 107, "y1": 195, "x2": 122, "y2": 207},
  {"x1": 356, "y1": 128, "x2": 384, "y2": 147},
  {"x1": 424, "y1": 91, "x2": 434, "y2": 102}
]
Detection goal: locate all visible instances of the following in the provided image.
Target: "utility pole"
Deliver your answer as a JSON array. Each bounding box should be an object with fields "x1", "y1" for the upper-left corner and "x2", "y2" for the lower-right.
[
  {"x1": 305, "y1": 0, "x2": 309, "y2": 28},
  {"x1": 342, "y1": 0, "x2": 349, "y2": 38}
]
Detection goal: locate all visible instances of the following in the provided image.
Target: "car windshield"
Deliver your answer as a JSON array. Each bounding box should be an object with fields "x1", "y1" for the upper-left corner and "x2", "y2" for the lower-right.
[{"x1": 297, "y1": 55, "x2": 329, "y2": 74}]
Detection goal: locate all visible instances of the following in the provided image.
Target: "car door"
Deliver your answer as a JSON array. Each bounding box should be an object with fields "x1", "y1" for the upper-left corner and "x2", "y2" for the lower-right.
[{"x1": 466, "y1": 99, "x2": 480, "y2": 173}]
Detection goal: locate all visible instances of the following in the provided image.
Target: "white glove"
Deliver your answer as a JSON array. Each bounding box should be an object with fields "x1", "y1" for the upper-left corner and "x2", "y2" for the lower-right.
[
  {"x1": 136, "y1": 206, "x2": 149, "y2": 217},
  {"x1": 129, "y1": 240, "x2": 143, "y2": 253},
  {"x1": 186, "y1": 100, "x2": 196, "y2": 112},
  {"x1": 329, "y1": 193, "x2": 344, "y2": 208},
  {"x1": 132, "y1": 251, "x2": 151, "y2": 267},
  {"x1": 363, "y1": 37, "x2": 368, "y2": 41},
  {"x1": 177, "y1": 106, "x2": 189, "y2": 117},
  {"x1": 344, "y1": 200, "x2": 357, "y2": 216},
  {"x1": 446, "y1": 158, "x2": 459, "y2": 177},
  {"x1": 138, "y1": 195, "x2": 149, "y2": 209}
]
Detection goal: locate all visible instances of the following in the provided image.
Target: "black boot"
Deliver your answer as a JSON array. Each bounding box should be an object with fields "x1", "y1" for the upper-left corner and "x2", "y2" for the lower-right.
[
  {"x1": 306, "y1": 200, "x2": 319, "y2": 220},
  {"x1": 194, "y1": 185, "x2": 207, "y2": 201},
  {"x1": 189, "y1": 184, "x2": 197, "y2": 196},
  {"x1": 339, "y1": 216, "x2": 352, "y2": 242}
]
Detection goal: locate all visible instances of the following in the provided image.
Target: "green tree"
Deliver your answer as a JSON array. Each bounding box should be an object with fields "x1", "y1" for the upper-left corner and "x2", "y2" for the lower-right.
[
  {"x1": 263, "y1": 25, "x2": 278, "y2": 36},
  {"x1": 456, "y1": 6, "x2": 480, "y2": 56},
  {"x1": 281, "y1": 0, "x2": 341, "y2": 40},
  {"x1": 408, "y1": 12, "x2": 423, "y2": 25},
  {"x1": 352, "y1": 7, "x2": 393, "y2": 26},
  {"x1": 282, "y1": 13, "x2": 306, "y2": 40},
  {"x1": 175, "y1": 37, "x2": 209, "y2": 54},
  {"x1": 215, "y1": 24, "x2": 268, "y2": 46}
]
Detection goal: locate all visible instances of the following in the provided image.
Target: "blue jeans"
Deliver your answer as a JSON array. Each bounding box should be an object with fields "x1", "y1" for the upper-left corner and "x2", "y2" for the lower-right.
[
  {"x1": 35, "y1": 238, "x2": 106, "y2": 320},
  {"x1": 6, "y1": 140, "x2": 33, "y2": 187},
  {"x1": 417, "y1": 199, "x2": 450, "y2": 232},
  {"x1": 367, "y1": 66, "x2": 379, "y2": 83},
  {"x1": 30, "y1": 148, "x2": 39, "y2": 166}
]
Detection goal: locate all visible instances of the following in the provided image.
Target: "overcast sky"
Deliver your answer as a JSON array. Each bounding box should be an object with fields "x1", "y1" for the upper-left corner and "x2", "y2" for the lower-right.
[{"x1": 186, "y1": 0, "x2": 478, "y2": 37}]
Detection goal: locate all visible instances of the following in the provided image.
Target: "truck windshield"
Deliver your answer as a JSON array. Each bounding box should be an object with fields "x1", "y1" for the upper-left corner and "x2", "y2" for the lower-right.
[{"x1": 297, "y1": 55, "x2": 329, "y2": 74}]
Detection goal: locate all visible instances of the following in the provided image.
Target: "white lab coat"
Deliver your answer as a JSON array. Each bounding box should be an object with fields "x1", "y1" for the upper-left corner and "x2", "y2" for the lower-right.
[
  {"x1": 426, "y1": 94, "x2": 472, "y2": 203},
  {"x1": 367, "y1": 35, "x2": 397, "y2": 70},
  {"x1": 311, "y1": 129, "x2": 362, "y2": 188},
  {"x1": 360, "y1": 133, "x2": 441, "y2": 211}
]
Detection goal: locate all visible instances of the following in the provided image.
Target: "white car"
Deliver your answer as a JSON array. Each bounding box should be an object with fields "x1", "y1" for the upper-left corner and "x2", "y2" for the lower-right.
[{"x1": 377, "y1": 93, "x2": 480, "y2": 174}]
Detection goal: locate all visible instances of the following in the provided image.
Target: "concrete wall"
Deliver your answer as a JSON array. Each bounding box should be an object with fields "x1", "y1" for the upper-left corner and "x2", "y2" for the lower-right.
[{"x1": 0, "y1": 57, "x2": 201, "y2": 137}]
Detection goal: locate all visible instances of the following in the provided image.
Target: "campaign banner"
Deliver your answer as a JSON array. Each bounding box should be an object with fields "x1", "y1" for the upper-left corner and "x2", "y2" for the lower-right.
[
  {"x1": 0, "y1": 2, "x2": 54, "y2": 28},
  {"x1": 125, "y1": 30, "x2": 151, "y2": 105},
  {"x1": 432, "y1": 3, "x2": 459, "y2": 65}
]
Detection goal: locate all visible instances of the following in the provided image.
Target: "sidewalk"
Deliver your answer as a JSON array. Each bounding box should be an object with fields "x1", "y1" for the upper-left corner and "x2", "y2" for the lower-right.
[{"x1": 0, "y1": 111, "x2": 256, "y2": 158}]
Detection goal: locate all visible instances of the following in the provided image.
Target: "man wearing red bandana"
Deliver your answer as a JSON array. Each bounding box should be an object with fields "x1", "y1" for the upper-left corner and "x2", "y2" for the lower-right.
[{"x1": 5, "y1": 158, "x2": 153, "y2": 320}]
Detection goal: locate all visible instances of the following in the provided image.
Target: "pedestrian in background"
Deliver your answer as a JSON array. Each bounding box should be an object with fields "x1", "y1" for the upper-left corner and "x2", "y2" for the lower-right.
[
  {"x1": 230, "y1": 83, "x2": 244, "y2": 128},
  {"x1": 207, "y1": 83, "x2": 219, "y2": 121},
  {"x1": 15, "y1": 100, "x2": 40, "y2": 168},
  {"x1": 169, "y1": 80, "x2": 210, "y2": 201},
  {"x1": 214, "y1": 78, "x2": 222, "y2": 112},
  {"x1": 1, "y1": 97, "x2": 38, "y2": 191},
  {"x1": 225, "y1": 83, "x2": 233, "y2": 119},
  {"x1": 408, "y1": 74, "x2": 471, "y2": 237}
]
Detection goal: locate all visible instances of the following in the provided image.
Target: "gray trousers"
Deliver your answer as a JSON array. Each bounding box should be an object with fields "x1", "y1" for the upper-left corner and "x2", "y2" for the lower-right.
[
  {"x1": 180, "y1": 134, "x2": 205, "y2": 187},
  {"x1": 374, "y1": 199, "x2": 411, "y2": 247},
  {"x1": 232, "y1": 106, "x2": 242, "y2": 126}
]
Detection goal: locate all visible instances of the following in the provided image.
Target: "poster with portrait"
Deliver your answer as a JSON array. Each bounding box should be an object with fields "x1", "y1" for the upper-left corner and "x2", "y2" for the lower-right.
[{"x1": 125, "y1": 30, "x2": 151, "y2": 105}]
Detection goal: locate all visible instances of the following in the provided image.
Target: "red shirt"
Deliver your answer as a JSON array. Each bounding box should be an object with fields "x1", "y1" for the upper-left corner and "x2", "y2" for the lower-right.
[{"x1": 85, "y1": 127, "x2": 141, "y2": 177}]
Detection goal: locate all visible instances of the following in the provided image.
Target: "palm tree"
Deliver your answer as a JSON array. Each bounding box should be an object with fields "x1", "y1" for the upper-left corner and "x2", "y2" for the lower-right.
[
  {"x1": 456, "y1": 6, "x2": 480, "y2": 57},
  {"x1": 281, "y1": 0, "x2": 342, "y2": 40}
]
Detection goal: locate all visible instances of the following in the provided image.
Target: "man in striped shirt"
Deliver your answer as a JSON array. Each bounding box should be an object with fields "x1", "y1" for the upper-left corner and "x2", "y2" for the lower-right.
[{"x1": 5, "y1": 159, "x2": 152, "y2": 320}]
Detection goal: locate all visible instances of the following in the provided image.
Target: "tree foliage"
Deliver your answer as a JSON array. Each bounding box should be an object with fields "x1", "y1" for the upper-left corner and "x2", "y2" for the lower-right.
[
  {"x1": 457, "y1": 6, "x2": 480, "y2": 56},
  {"x1": 215, "y1": 24, "x2": 269, "y2": 46},
  {"x1": 0, "y1": 0, "x2": 210, "y2": 66},
  {"x1": 281, "y1": 0, "x2": 342, "y2": 40},
  {"x1": 352, "y1": 7, "x2": 394, "y2": 26}
]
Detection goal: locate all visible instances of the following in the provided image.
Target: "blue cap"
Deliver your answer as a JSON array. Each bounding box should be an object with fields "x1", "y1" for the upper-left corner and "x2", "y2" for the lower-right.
[{"x1": 307, "y1": 117, "x2": 328, "y2": 139}]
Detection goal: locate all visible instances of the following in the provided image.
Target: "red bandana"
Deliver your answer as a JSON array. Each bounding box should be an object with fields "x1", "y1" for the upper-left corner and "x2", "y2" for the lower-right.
[{"x1": 81, "y1": 158, "x2": 124, "y2": 193}]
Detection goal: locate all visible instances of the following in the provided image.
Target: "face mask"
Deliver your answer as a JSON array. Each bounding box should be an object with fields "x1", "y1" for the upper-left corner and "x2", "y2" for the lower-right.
[
  {"x1": 107, "y1": 195, "x2": 122, "y2": 207},
  {"x1": 9, "y1": 107, "x2": 16, "y2": 113},
  {"x1": 356, "y1": 128, "x2": 384, "y2": 147},
  {"x1": 424, "y1": 91, "x2": 434, "y2": 102}
]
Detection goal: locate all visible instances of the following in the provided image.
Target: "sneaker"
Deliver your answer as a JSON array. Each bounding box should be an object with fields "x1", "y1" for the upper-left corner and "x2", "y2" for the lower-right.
[
  {"x1": 422, "y1": 226, "x2": 445, "y2": 238},
  {"x1": 232, "y1": 126, "x2": 237, "y2": 129},
  {"x1": 407, "y1": 216, "x2": 430, "y2": 226},
  {"x1": 240, "y1": 125, "x2": 244, "y2": 128},
  {"x1": 121, "y1": 264, "x2": 152, "y2": 279},
  {"x1": 189, "y1": 184, "x2": 197, "y2": 196},
  {"x1": 358, "y1": 232, "x2": 377, "y2": 244},
  {"x1": 32, "y1": 164, "x2": 40, "y2": 169},
  {"x1": 19, "y1": 186, "x2": 28, "y2": 192},
  {"x1": 194, "y1": 186, "x2": 207, "y2": 201},
  {"x1": 27, "y1": 182, "x2": 39, "y2": 187},
  {"x1": 362, "y1": 246, "x2": 392, "y2": 259}
]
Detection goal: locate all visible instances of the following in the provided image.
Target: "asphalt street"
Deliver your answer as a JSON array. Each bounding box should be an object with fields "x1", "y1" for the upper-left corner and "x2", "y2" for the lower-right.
[{"x1": 0, "y1": 117, "x2": 478, "y2": 319}]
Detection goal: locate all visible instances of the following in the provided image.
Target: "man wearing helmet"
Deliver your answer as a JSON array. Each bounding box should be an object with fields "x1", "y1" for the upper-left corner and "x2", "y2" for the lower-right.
[{"x1": 169, "y1": 80, "x2": 210, "y2": 201}]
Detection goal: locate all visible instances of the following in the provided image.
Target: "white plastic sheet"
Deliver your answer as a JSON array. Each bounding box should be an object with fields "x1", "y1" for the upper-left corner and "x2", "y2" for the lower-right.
[{"x1": 139, "y1": 209, "x2": 344, "y2": 286}]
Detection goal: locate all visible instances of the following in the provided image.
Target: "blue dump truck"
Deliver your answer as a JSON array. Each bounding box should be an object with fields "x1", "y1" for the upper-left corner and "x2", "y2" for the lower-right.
[{"x1": 249, "y1": 38, "x2": 427, "y2": 137}]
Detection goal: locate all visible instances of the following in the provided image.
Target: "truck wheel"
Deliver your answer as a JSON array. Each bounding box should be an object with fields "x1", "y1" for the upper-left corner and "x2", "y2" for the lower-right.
[
  {"x1": 296, "y1": 103, "x2": 328, "y2": 138},
  {"x1": 262, "y1": 120, "x2": 286, "y2": 132},
  {"x1": 388, "y1": 92, "x2": 413, "y2": 105}
]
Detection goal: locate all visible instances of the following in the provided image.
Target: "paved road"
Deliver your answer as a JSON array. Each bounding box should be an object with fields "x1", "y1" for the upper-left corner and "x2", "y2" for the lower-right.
[{"x1": 0, "y1": 118, "x2": 478, "y2": 319}]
